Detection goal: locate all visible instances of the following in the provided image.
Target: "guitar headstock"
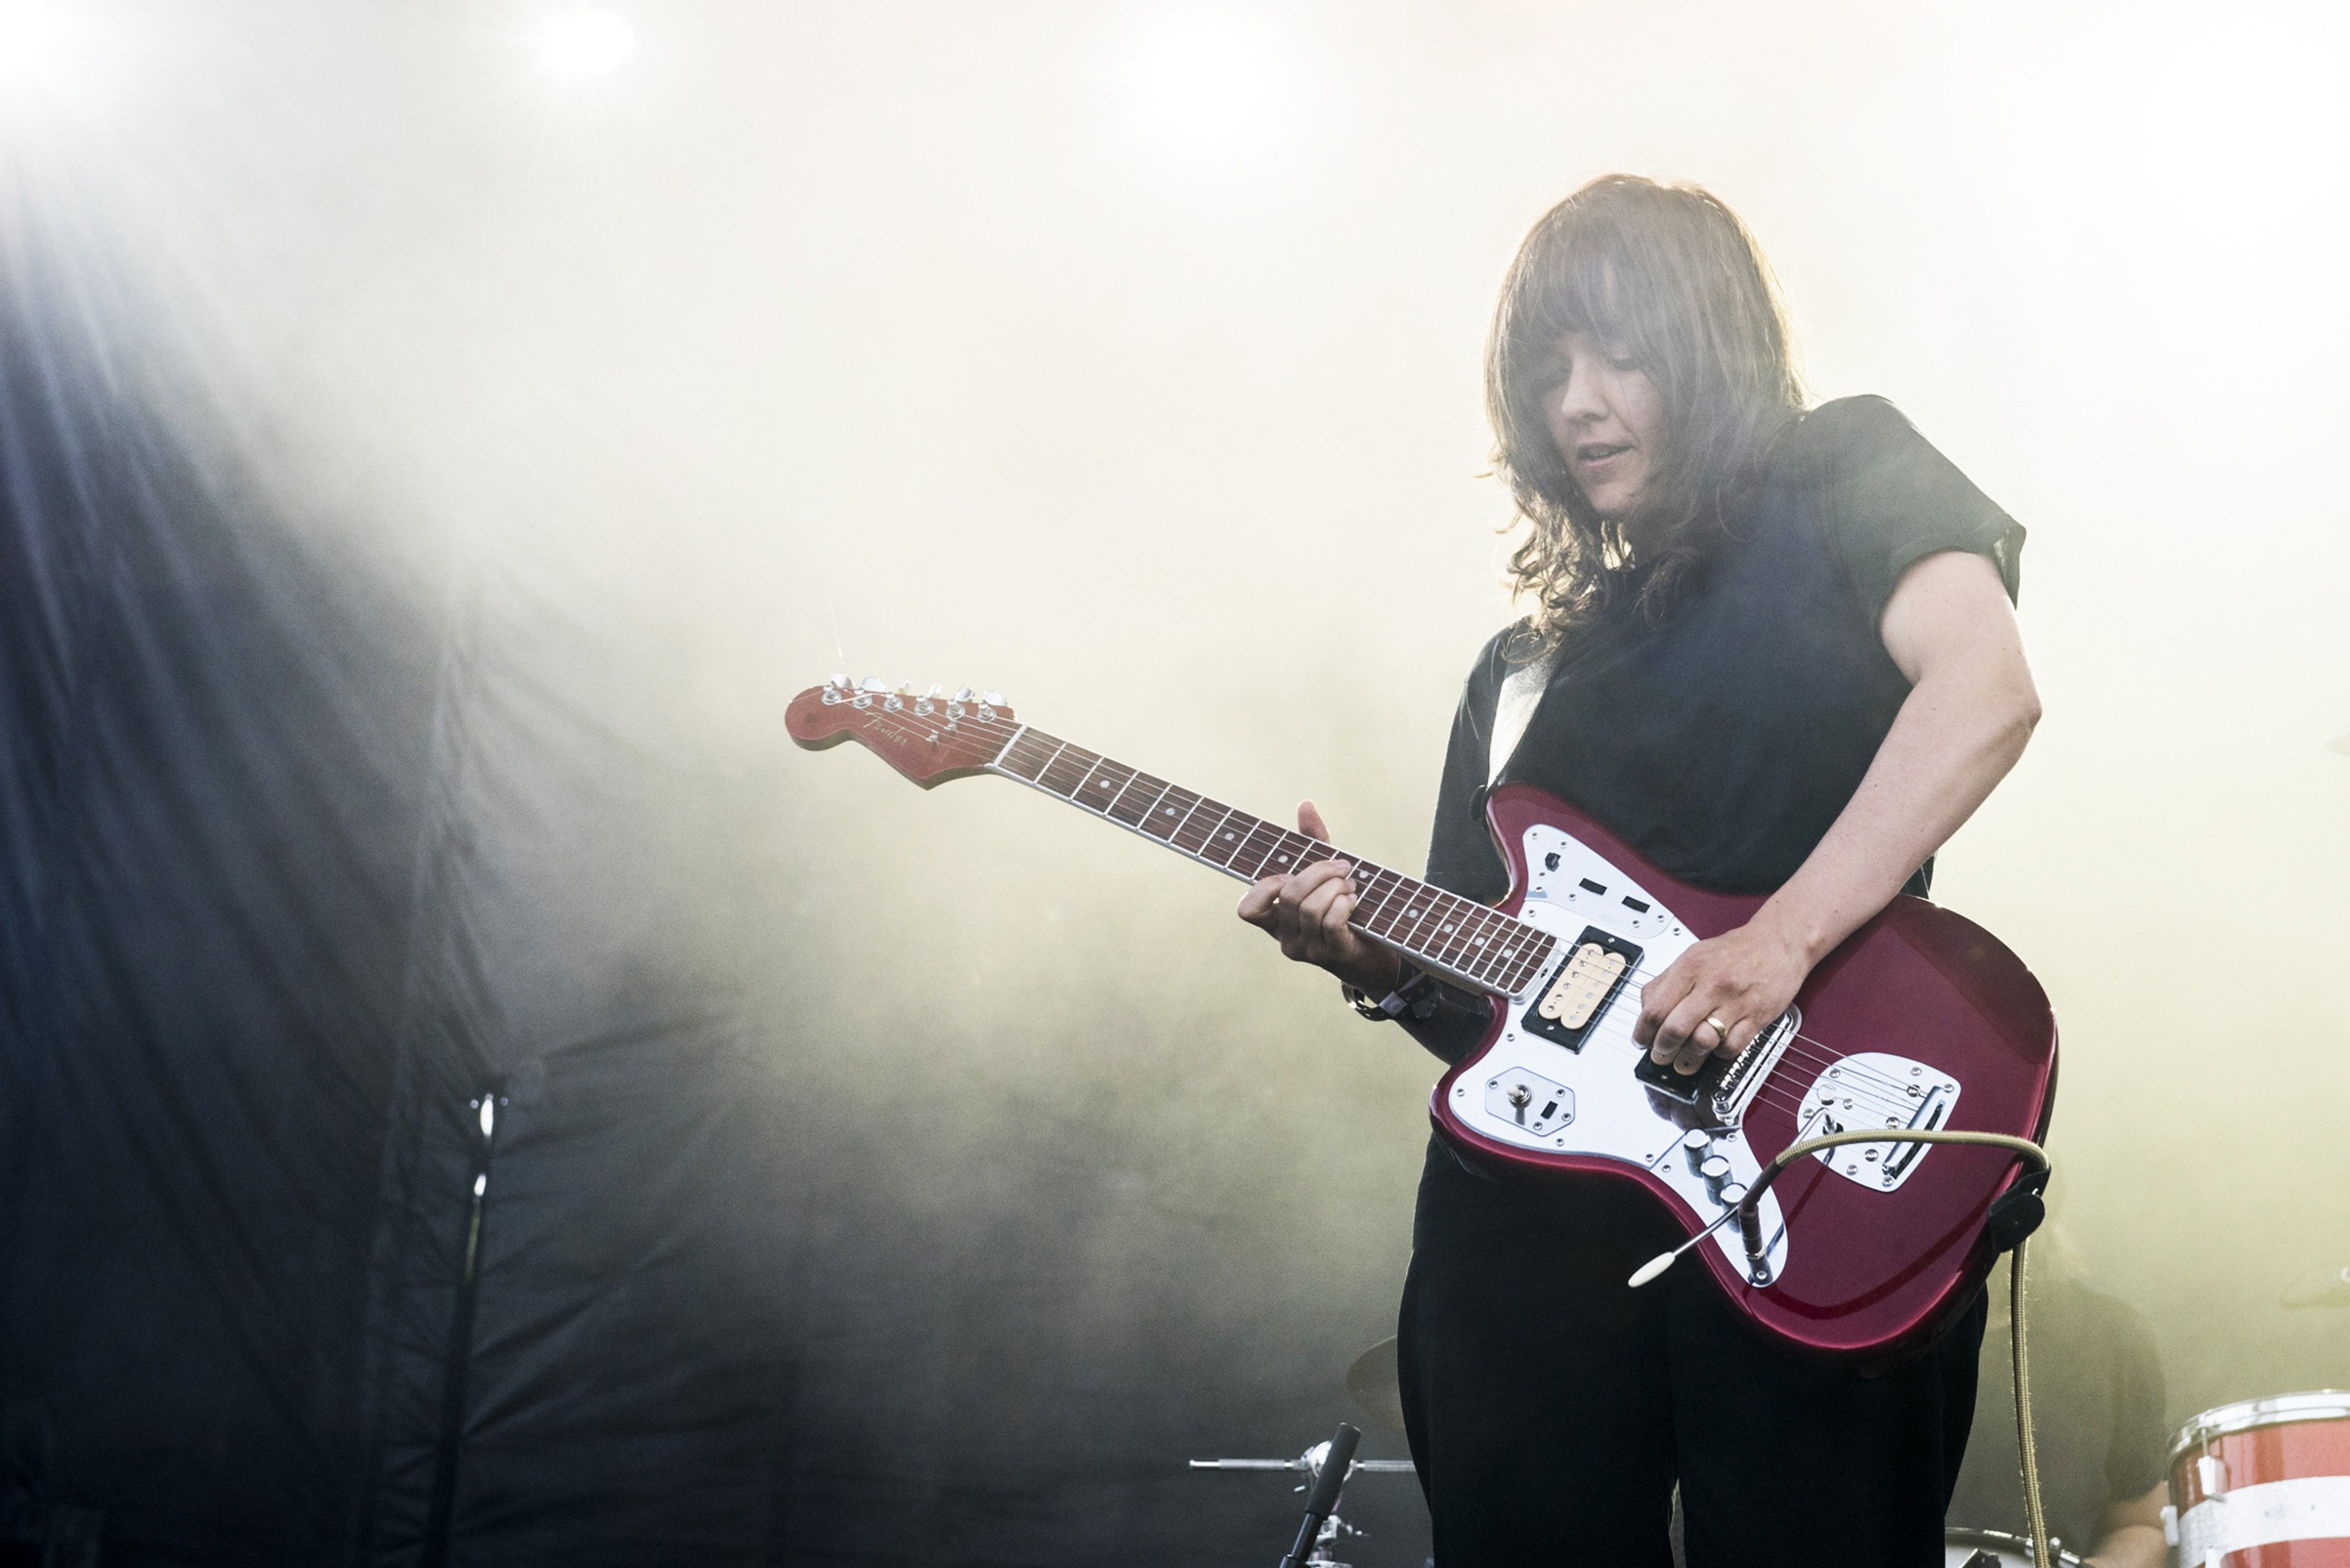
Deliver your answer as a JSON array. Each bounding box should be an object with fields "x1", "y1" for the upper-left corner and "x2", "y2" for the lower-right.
[{"x1": 786, "y1": 676, "x2": 1015, "y2": 787}]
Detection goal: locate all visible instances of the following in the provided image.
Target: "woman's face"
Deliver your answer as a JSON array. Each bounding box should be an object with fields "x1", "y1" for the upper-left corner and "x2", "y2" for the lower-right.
[{"x1": 1539, "y1": 330, "x2": 1665, "y2": 525}]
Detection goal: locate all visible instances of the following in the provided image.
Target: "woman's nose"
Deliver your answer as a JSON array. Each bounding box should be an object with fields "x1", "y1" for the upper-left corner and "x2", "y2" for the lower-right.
[{"x1": 1555, "y1": 361, "x2": 1603, "y2": 424}]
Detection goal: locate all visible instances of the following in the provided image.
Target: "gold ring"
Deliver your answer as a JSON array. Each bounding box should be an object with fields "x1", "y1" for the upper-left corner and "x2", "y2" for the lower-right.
[{"x1": 1703, "y1": 1015, "x2": 1731, "y2": 1042}]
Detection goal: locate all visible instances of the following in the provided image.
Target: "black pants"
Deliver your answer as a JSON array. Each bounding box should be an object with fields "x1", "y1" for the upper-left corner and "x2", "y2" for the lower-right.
[{"x1": 1398, "y1": 1140, "x2": 1987, "y2": 1568}]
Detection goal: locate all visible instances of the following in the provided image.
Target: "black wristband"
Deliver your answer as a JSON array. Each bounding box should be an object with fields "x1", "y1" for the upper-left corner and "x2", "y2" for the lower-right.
[{"x1": 1344, "y1": 965, "x2": 1437, "y2": 1022}]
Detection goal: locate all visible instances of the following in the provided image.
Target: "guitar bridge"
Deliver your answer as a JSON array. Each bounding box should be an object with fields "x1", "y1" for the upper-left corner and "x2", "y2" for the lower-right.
[{"x1": 1709, "y1": 1008, "x2": 1799, "y2": 1123}]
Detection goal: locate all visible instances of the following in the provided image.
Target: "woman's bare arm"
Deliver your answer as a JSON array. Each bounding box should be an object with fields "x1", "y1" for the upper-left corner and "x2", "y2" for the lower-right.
[
  {"x1": 2085, "y1": 1482, "x2": 2168, "y2": 1568},
  {"x1": 1635, "y1": 548, "x2": 2042, "y2": 1073}
]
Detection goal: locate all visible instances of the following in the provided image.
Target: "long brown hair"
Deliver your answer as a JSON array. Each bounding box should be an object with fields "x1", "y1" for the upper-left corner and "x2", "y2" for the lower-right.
[{"x1": 1487, "y1": 176, "x2": 1805, "y2": 647}]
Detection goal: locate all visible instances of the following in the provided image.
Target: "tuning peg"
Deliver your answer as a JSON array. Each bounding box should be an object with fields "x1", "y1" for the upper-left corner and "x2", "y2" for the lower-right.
[
  {"x1": 828, "y1": 673, "x2": 849, "y2": 690},
  {"x1": 953, "y1": 687, "x2": 974, "y2": 702},
  {"x1": 983, "y1": 691, "x2": 1005, "y2": 706},
  {"x1": 859, "y1": 677, "x2": 887, "y2": 693},
  {"x1": 924, "y1": 684, "x2": 943, "y2": 698}
]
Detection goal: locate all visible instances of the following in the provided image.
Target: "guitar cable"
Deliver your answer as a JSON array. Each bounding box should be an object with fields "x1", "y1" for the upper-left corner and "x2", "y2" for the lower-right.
[{"x1": 1630, "y1": 1127, "x2": 2057, "y2": 1568}]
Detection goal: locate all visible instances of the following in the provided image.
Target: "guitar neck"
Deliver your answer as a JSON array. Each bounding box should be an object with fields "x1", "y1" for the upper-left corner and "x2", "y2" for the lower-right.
[{"x1": 987, "y1": 724, "x2": 1557, "y2": 998}]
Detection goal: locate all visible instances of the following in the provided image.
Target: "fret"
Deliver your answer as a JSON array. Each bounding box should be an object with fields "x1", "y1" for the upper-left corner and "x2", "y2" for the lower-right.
[
  {"x1": 1343, "y1": 865, "x2": 1390, "y2": 924},
  {"x1": 1072, "y1": 757, "x2": 1137, "y2": 812},
  {"x1": 1225, "y1": 818, "x2": 1290, "y2": 879},
  {"x1": 1464, "y1": 907, "x2": 1517, "y2": 983},
  {"x1": 1350, "y1": 868, "x2": 1410, "y2": 930},
  {"x1": 1411, "y1": 891, "x2": 1462, "y2": 968},
  {"x1": 1137, "y1": 784, "x2": 1203, "y2": 842},
  {"x1": 1260, "y1": 829, "x2": 1324, "y2": 878},
  {"x1": 1037, "y1": 742, "x2": 1100, "y2": 800},
  {"x1": 1460, "y1": 905, "x2": 1514, "y2": 977},
  {"x1": 1196, "y1": 809, "x2": 1264, "y2": 868},
  {"x1": 1430, "y1": 898, "x2": 1481, "y2": 968},
  {"x1": 1106, "y1": 771, "x2": 1171, "y2": 828},
  {"x1": 1173, "y1": 799, "x2": 1236, "y2": 858},
  {"x1": 998, "y1": 729, "x2": 1059, "y2": 784},
  {"x1": 1447, "y1": 902, "x2": 1495, "y2": 967},
  {"x1": 1499, "y1": 930, "x2": 1554, "y2": 992},
  {"x1": 1387, "y1": 884, "x2": 1443, "y2": 953},
  {"x1": 1425, "y1": 895, "x2": 1483, "y2": 972}
]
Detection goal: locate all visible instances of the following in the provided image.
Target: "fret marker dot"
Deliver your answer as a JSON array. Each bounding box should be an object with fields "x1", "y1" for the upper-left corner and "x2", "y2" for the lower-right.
[
  {"x1": 1096, "y1": 780, "x2": 1111, "y2": 789},
  {"x1": 1276, "y1": 855, "x2": 1289, "y2": 865},
  {"x1": 1407, "y1": 907, "x2": 1421, "y2": 918},
  {"x1": 1164, "y1": 808, "x2": 1175, "y2": 816},
  {"x1": 1223, "y1": 832, "x2": 1236, "y2": 841}
]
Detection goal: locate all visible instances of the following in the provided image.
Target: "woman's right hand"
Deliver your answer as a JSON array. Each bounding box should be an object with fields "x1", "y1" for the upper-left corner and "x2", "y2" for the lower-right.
[{"x1": 1234, "y1": 800, "x2": 1403, "y2": 997}]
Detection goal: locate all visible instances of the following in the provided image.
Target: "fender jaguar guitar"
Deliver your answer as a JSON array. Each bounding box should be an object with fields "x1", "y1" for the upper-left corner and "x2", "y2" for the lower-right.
[{"x1": 790, "y1": 676, "x2": 2058, "y2": 1358}]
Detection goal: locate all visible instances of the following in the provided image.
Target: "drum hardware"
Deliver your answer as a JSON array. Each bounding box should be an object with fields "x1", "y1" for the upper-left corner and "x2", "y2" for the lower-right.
[
  {"x1": 1943, "y1": 1526, "x2": 2083, "y2": 1567},
  {"x1": 1345, "y1": 1337, "x2": 1406, "y2": 1436},
  {"x1": 1189, "y1": 1422, "x2": 1417, "y2": 1568},
  {"x1": 2162, "y1": 1390, "x2": 2350, "y2": 1566}
]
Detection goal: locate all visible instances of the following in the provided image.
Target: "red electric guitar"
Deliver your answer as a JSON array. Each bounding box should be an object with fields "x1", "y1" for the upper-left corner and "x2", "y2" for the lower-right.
[{"x1": 790, "y1": 676, "x2": 2058, "y2": 1359}]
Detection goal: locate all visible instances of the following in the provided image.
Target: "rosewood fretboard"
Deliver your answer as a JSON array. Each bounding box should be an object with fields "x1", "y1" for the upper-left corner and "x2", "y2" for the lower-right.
[{"x1": 989, "y1": 724, "x2": 1556, "y2": 997}]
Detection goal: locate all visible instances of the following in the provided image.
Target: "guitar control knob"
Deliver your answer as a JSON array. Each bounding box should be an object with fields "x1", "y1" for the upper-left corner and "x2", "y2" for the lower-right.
[
  {"x1": 1717, "y1": 1180, "x2": 1747, "y2": 1208},
  {"x1": 1681, "y1": 1129, "x2": 1713, "y2": 1172},
  {"x1": 1699, "y1": 1154, "x2": 1732, "y2": 1201}
]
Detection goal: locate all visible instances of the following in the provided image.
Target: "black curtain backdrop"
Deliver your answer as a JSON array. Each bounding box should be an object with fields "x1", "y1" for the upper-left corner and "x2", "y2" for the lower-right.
[{"x1": 0, "y1": 205, "x2": 1431, "y2": 1565}]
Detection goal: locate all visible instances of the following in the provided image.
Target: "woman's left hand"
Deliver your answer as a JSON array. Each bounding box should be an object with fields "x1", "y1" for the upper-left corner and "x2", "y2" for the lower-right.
[{"x1": 1633, "y1": 918, "x2": 1814, "y2": 1076}]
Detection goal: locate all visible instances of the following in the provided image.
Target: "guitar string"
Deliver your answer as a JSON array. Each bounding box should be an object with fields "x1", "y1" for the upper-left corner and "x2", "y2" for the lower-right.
[
  {"x1": 841, "y1": 699, "x2": 1972, "y2": 1108},
  {"x1": 952, "y1": 710, "x2": 1554, "y2": 987},
  {"x1": 995, "y1": 723, "x2": 1570, "y2": 995},
  {"x1": 985, "y1": 729, "x2": 1938, "y2": 1103},
  {"x1": 958, "y1": 713, "x2": 1931, "y2": 1100},
  {"x1": 844, "y1": 701, "x2": 1942, "y2": 1106},
  {"x1": 841, "y1": 702, "x2": 1939, "y2": 1108}
]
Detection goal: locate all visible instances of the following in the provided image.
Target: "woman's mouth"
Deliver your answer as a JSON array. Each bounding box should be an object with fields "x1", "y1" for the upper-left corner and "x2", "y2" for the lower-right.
[{"x1": 1576, "y1": 442, "x2": 1631, "y2": 467}]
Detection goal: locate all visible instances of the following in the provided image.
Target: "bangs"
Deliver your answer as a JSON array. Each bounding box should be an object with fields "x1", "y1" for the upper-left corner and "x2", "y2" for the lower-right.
[
  {"x1": 1499, "y1": 223, "x2": 1678, "y2": 399},
  {"x1": 1483, "y1": 175, "x2": 1804, "y2": 643}
]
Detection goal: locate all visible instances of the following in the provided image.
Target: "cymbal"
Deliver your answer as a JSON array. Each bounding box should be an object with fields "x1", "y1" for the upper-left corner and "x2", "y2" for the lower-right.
[
  {"x1": 1346, "y1": 1336, "x2": 1407, "y2": 1436},
  {"x1": 2283, "y1": 1261, "x2": 2350, "y2": 1308}
]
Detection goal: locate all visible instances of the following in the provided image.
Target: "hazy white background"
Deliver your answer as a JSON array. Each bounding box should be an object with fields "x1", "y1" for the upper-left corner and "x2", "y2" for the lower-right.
[{"x1": 12, "y1": 0, "x2": 2345, "y2": 1458}]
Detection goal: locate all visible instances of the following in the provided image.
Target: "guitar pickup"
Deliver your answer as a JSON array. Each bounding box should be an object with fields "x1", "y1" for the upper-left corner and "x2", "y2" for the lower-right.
[
  {"x1": 1520, "y1": 927, "x2": 1642, "y2": 1052},
  {"x1": 1635, "y1": 1047, "x2": 1729, "y2": 1104}
]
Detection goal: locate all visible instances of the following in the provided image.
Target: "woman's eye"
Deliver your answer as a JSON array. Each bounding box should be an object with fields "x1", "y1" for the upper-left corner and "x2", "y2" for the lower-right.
[{"x1": 1606, "y1": 355, "x2": 1639, "y2": 372}]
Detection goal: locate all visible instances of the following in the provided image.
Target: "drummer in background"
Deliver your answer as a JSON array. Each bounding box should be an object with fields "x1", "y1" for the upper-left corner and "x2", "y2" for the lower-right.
[{"x1": 1947, "y1": 1199, "x2": 2168, "y2": 1568}]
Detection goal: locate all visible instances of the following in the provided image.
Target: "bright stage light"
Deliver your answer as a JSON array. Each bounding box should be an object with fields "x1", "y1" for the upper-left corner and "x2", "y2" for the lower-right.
[
  {"x1": 1127, "y1": 12, "x2": 1290, "y2": 161},
  {"x1": 534, "y1": 9, "x2": 635, "y2": 80}
]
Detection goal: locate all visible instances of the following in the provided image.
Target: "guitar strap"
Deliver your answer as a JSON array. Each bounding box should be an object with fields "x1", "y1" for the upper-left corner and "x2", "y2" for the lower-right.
[{"x1": 1486, "y1": 639, "x2": 1557, "y2": 787}]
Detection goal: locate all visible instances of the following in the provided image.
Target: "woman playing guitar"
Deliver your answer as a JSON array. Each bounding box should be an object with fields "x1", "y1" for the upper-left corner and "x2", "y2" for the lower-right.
[{"x1": 1237, "y1": 175, "x2": 2042, "y2": 1567}]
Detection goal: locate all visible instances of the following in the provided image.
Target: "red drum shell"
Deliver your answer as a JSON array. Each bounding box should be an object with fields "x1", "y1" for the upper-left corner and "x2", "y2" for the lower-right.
[{"x1": 2168, "y1": 1393, "x2": 2350, "y2": 1567}]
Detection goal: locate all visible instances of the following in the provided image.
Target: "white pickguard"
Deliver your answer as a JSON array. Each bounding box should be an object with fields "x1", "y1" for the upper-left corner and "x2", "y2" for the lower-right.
[{"x1": 1445, "y1": 824, "x2": 1792, "y2": 1282}]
